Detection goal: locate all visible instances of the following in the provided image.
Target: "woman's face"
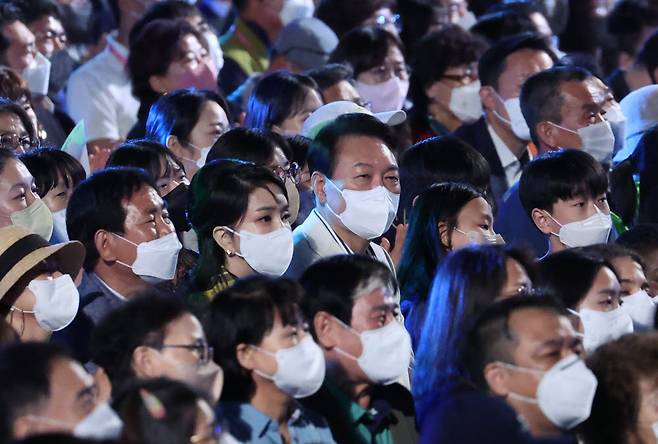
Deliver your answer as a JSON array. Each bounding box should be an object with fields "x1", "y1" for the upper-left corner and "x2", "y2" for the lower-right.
[
  {"x1": 17, "y1": 95, "x2": 38, "y2": 137},
  {"x1": 187, "y1": 100, "x2": 229, "y2": 150},
  {"x1": 272, "y1": 88, "x2": 323, "y2": 136},
  {"x1": 42, "y1": 173, "x2": 74, "y2": 213},
  {"x1": 234, "y1": 183, "x2": 290, "y2": 237},
  {"x1": 634, "y1": 379, "x2": 658, "y2": 444},
  {"x1": 156, "y1": 157, "x2": 189, "y2": 197},
  {"x1": 0, "y1": 112, "x2": 30, "y2": 153},
  {"x1": 578, "y1": 266, "x2": 622, "y2": 312},
  {"x1": 447, "y1": 197, "x2": 495, "y2": 250},
  {"x1": 356, "y1": 44, "x2": 408, "y2": 86},
  {"x1": 499, "y1": 258, "x2": 532, "y2": 300},
  {"x1": 0, "y1": 158, "x2": 39, "y2": 228},
  {"x1": 151, "y1": 34, "x2": 216, "y2": 95}
]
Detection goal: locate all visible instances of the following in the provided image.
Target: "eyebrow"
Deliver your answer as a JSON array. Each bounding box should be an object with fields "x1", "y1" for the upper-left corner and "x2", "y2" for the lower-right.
[
  {"x1": 254, "y1": 205, "x2": 277, "y2": 212},
  {"x1": 598, "y1": 288, "x2": 619, "y2": 297}
]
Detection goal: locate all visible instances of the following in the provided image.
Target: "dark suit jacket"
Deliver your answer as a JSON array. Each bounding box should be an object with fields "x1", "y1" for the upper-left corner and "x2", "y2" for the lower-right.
[{"x1": 453, "y1": 117, "x2": 508, "y2": 209}]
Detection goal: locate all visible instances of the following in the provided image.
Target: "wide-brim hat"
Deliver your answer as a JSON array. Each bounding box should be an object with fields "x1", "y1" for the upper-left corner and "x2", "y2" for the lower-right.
[{"x1": 0, "y1": 225, "x2": 85, "y2": 301}]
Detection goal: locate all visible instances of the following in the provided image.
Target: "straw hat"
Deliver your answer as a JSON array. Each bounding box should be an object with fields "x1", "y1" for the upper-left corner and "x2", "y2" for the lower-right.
[{"x1": 0, "y1": 225, "x2": 85, "y2": 300}]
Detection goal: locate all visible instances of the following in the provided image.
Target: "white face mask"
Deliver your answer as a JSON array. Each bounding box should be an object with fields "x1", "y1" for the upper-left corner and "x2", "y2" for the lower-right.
[
  {"x1": 334, "y1": 317, "x2": 412, "y2": 385},
  {"x1": 543, "y1": 207, "x2": 612, "y2": 248},
  {"x1": 280, "y1": 0, "x2": 315, "y2": 25},
  {"x1": 179, "y1": 141, "x2": 212, "y2": 168},
  {"x1": 51, "y1": 208, "x2": 69, "y2": 242},
  {"x1": 500, "y1": 354, "x2": 598, "y2": 430},
  {"x1": 23, "y1": 52, "x2": 51, "y2": 96},
  {"x1": 74, "y1": 402, "x2": 123, "y2": 439},
  {"x1": 285, "y1": 177, "x2": 300, "y2": 224},
  {"x1": 620, "y1": 289, "x2": 656, "y2": 330},
  {"x1": 114, "y1": 232, "x2": 182, "y2": 284},
  {"x1": 454, "y1": 228, "x2": 505, "y2": 245},
  {"x1": 325, "y1": 180, "x2": 400, "y2": 240},
  {"x1": 223, "y1": 226, "x2": 294, "y2": 277},
  {"x1": 11, "y1": 274, "x2": 79, "y2": 332},
  {"x1": 550, "y1": 120, "x2": 615, "y2": 164},
  {"x1": 493, "y1": 95, "x2": 531, "y2": 141},
  {"x1": 605, "y1": 104, "x2": 626, "y2": 157},
  {"x1": 10, "y1": 199, "x2": 54, "y2": 241},
  {"x1": 569, "y1": 307, "x2": 634, "y2": 352},
  {"x1": 252, "y1": 335, "x2": 326, "y2": 398},
  {"x1": 449, "y1": 80, "x2": 482, "y2": 124},
  {"x1": 355, "y1": 76, "x2": 409, "y2": 113}
]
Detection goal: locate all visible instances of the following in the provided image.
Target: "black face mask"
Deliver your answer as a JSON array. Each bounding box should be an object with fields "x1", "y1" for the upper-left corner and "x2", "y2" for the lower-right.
[{"x1": 164, "y1": 183, "x2": 191, "y2": 232}]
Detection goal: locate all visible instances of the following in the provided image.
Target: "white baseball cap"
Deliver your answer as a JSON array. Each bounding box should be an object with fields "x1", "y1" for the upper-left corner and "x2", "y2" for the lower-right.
[{"x1": 302, "y1": 101, "x2": 406, "y2": 138}]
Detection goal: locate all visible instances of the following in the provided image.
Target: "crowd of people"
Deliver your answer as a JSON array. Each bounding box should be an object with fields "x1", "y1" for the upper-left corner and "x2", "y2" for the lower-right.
[{"x1": 0, "y1": 0, "x2": 658, "y2": 443}]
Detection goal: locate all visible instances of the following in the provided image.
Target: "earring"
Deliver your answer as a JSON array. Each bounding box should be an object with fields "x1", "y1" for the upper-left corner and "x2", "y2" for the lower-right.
[{"x1": 226, "y1": 250, "x2": 235, "y2": 257}]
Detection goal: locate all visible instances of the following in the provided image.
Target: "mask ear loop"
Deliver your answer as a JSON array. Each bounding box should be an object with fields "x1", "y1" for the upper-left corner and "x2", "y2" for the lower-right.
[
  {"x1": 219, "y1": 226, "x2": 243, "y2": 258},
  {"x1": 541, "y1": 210, "x2": 563, "y2": 238}
]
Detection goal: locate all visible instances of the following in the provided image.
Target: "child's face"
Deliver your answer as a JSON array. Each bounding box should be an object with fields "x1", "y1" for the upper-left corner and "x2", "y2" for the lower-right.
[
  {"x1": 546, "y1": 192, "x2": 609, "y2": 229},
  {"x1": 42, "y1": 174, "x2": 73, "y2": 213}
]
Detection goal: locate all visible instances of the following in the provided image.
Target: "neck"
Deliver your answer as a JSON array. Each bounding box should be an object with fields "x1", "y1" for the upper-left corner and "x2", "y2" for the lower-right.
[
  {"x1": 250, "y1": 380, "x2": 291, "y2": 425},
  {"x1": 316, "y1": 206, "x2": 370, "y2": 254},
  {"x1": 428, "y1": 101, "x2": 463, "y2": 132},
  {"x1": 625, "y1": 64, "x2": 653, "y2": 91},
  {"x1": 514, "y1": 403, "x2": 562, "y2": 438},
  {"x1": 486, "y1": 111, "x2": 527, "y2": 158},
  {"x1": 94, "y1": 264, "x2": 149, "y2": 298},
  {"x1": 549, "y1": 236, "x2": 566, "y2": 254},
  {"x1": 225, "y1": 255, "x2": 257, "y2": 279},
  {"x1": 6, "y1": 314, "x2": 49, "y2": 342},
  {"x1": 116, "y1": 15, "x2": 137, "y2": 48},
  {"x1": 325, "y1": 355, "x2": 373, "y2": 409}
]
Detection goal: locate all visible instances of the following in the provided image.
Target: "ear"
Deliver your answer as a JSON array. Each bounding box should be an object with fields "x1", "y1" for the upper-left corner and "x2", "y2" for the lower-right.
[
  {"x1": 131, "y1": 346, "x2": 161, "y2": 379},
  {"x1": 479, "y1": 85, "x2": 497, "y2": 112},
  {"x1": 312, "y1": 172, "x2": 327, "y2": 205},
  {"x1": 271, "y1": 124, "x2": 284, "y2": 135},
  {"x1": 212, "y1": 226, "x2": 236, "y2": 256},
  {"x1": 166, "y1": 135, "x2": 179, "y2": 150},
  {"x1": 313, "y1": 311, "x2": 336, "y2": 349},
  {"x1": 535, "y1": 121, "x2": 556, "y2": 149},
  {"x1": 148, "y1": 75, "x2": 169, "y2": 94},
  {"x1": 94, "y1": 229, "x2": 117, "y2": 262},
  {"x1": 531, "y1": 208, "x2": 554, "y2": 235},
  {"x1": 438, "y1": 221, "x2": 451, "y2": 249},
  {"x1": 484, "y1": 361, "x2": 510, "y2": 396},
  {"x1": 236, "y1": 343, "x2": 256, "y2": 370}
]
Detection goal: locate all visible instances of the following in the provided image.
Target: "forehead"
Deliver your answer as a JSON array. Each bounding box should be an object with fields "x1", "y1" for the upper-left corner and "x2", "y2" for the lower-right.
[
  {"x1": 503, "y1": 49, "x2": 554, "y2": 76},
  {"x1": 610, "y1": 255, "x2": 643, "y2": 275},
  {"x1": 165, "y1": 313, "x2": 204, "y2": 340},
  {"x1": 248, "y1": 183, "x2": 286, "y2": 207},
  {"x1": 50, "y1": 357, "x2": 93, "y2": 388},
  {"x1": 385, "y1": 44, "x2": 404, "y2": 64},
  {"x1": 1, "y1": 158, "x2": 31, "y2": 182},
  {"x1": 198, "y1": 101, "x2": 228, "y2": 124},
  {"x1": 178, "y1": 33, "x2": 202, "y2": 53},
  {"x1": 34, "y1": 15, "x2": 64, "y2": 31},
  {"x1": 122, "y1": 184, "x2": 162, "y2": 211},
  {"x1": 3, "y1": 20, "x2": 33, "y2": 42},
  {"x1": 352, "y1": 282, "x2": 391, "y2": 310},
  {"x1": 333, "y1": 135, "x2": 396, "y2": 171},
  {"x1": 0, "y1": 112, "x2": 24, "y2": 132},
  {"x1": 458, "y1": 196, "x2": 491, "y2": 219},
  {"x1": 560, "y1": 79, "x2": 604, "y2": 107},
  {"x1": 508, "y1": 307, "x2": 567, "y2": 344}
]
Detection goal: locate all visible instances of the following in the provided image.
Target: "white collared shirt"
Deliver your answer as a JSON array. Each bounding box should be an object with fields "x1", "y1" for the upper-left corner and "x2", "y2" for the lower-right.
[
  {"x1": 93, "y1": 273, "x2": 126, "y2": 301},
  {"x1": 487, "y1": 122, "x2": 529, "y2": 187},
  {"x1": 66, "y1": 33, "x2": 139, "y2": 141}
]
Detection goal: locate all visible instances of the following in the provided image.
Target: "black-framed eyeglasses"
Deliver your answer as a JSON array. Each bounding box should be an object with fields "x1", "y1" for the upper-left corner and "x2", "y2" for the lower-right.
[
  {"x1": 375, "y1": 13, "x2": 401, "y2": 27},
  {"x1": 161, "y1": 340, "x2": 214, "y2": 365},
  {"x1": 35, "y1": 30, "x2": 68, "y2": 45},
  {"x1": 441, "y1": 68, "x2": 476, "y2": 84},
  {"x1": 0, "y1": 133, "x2": 32, "y2": 152},
  {"x1": 273, "y1": 162, "x2": 301, "y2": 184}
]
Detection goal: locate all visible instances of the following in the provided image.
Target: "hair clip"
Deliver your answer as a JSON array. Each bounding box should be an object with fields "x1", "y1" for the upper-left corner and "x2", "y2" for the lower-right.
[{"x1": 139, "y1": 389, "x2": 166, "y2": 419}]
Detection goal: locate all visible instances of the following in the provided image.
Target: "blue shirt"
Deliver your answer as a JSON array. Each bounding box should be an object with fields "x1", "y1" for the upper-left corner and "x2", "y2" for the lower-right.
[{"x1": 218, "y1": 401, "x2": 336, "y2": 444}]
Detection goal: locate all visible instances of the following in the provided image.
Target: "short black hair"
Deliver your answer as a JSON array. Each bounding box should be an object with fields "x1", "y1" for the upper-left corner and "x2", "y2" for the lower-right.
[
  {"x1": 471, "y1": 11, "x2": 539, "y2": 44},
  {"x1": 314, "y1": 0, "x2": 395, "y2": 38},
  {"x1": 582, "y1": 243, "x2": 646, "y2": 272},
  {"x1": 478, "y1": 32, "x2": 556, "y2": 89},
  {"x1": 146, "y1": 88, "x2": 231, "y2": 147},
  {"x1": 299, "y1": 255, "x2": 396, "y2": 333},
  {"x1": 127, "y1": 19, "x2": 205, "y2": 106},
  {"x1": 536, "y1": 248, "x2": 617, "y2": 309},
  {"x1": 286, "y1": 135, "x2": 311, "y2": 169},
  {"x1": 106, "y1": 139, "x2": 185, "y2": 184},
  {"x1": 305, "y1": 63, "x2": 354, "y2": 95},
  {"x1": 207, "y1": 128, "x2": 280, "y2": 165},
  {"x1": 399, "y1": 135, "x2": 491, "y2": 219},
  {"x1": 520, "y1": 65, "x2": 591, "y2": 146},
  {"x1": 0, "y1": 3, "x2": 21, "y2": 59},
  {"x1": 244, "y1": 71, "x2": 319, "y2": 130},
  {"x1": 329, "y1": 25, "x2": 404, "y2": 77},
  {"x1": 0, "y1": 97, "x2": 36, "y2": 149},
  {"x1": 89, "y1": 293, "x2": 189, "y2": 392},
  {"x1": 463, "y1": 296, "x2": 566, "y2": 389},
  {"x1": 636, "y1": 29, "x2": 658, "y2": 81},
  {"x1": 519, "y1": 149, "x2": 608, "y2": 219},
  {"x1": 206, "y1": 276, "x2": 304, "y2": 402},
  {"x1": 607, "y1": 0, "x2": 658, "y2": 57},
  {"x1": 0, "y1": 342, "x2": 71, "y2": 425},
  {"x1": 307, "y1": 113, "x2": 396, "y2": 177},
  {"x1": 617, "y1": 223, "x2": 658, "y2": 257},
  {"x1": 20, "y1": 148, "x2": 86, "y2": 198},
  {"x1": 128, "y1": 0, "x2": 200, "y2": 45},
  {"x1": 13, "y1": 0, "x2": 62, "y2": 25},
  {"x1": 66, "y1": 167, "x2": 157, "y2": 271},
  {"x1": 409, "y1": 25, "x2": 487, "y2": 120}
]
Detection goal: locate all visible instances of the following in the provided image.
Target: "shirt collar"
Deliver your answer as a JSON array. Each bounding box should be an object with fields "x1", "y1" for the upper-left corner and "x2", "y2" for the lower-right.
[
  {"x1": 92, "y1": 273, "x2": 126, "y2": 301},
  {"x1": 231, "y1": 402, "x2": 304, "y2": 438},
  {"x1": 487, "y1": 122, "x2": 520, "y2": 169}
]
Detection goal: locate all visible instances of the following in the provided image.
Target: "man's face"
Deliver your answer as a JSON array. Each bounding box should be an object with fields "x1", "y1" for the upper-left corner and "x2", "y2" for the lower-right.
[
  {"x1": 108, "y1": 184, "x2": 175, "y2": 269},
  {"x1": 318, "y1": 135, "x2": 399, "y2": 221},
  {"x1": 495, "y1": 308, "x2": 584, "y2": 431},
  {"x1": 487, "y1": 49, "x2": 553, "y2": 120},
  {"x1": 29, "y1": 15, "x2": 67, "y2": 60},
  {"x1": 16, "y1": 357, "x2": 97, "y2": 438},
  {"x1": 542, "y1": 79, "x2": 608, "y2": 149},
  {"x1": 2, "y1": 20, "x2": 36, "y2": 72}
]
